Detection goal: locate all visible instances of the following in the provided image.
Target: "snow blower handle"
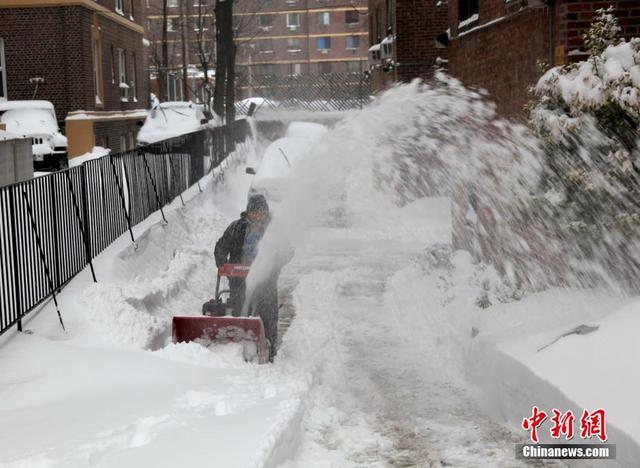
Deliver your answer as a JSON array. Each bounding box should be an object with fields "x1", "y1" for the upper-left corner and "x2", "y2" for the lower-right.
[
  {"x1": 215, "y1": 264, "x2": 251, "y2": 299},
  {"x1": 218, "y1": 263, "x2": 251, "y2": 278}
]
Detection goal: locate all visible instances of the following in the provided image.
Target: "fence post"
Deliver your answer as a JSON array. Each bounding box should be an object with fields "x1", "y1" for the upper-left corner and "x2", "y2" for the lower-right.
[
  {"x1": 20, "y1": 188, "x2": 66, "y2": 332},
  {"x1": 140, "y1": 148, "x2": 168, "y2": 224},
  {"x1": 65, "y1": 168, "x2": 97, "y2": 282},
  {"x1": 8, "y1": 187, "x2": 22, "y2": 332},
  {"x1": 50, "y1": 175, "x2": 61, "y2": 290},
  {"x1": 168, "y1": 153, "x2": 185, "y2": 207},
  {"x1": 108, "y1": 155, "x2": 136, "y2": 244}
]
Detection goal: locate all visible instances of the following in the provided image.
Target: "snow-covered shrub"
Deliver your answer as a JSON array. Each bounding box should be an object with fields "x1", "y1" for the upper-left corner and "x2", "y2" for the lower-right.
[{"x1": 529, "y1": 7, "x2": 640, "y2": 291}]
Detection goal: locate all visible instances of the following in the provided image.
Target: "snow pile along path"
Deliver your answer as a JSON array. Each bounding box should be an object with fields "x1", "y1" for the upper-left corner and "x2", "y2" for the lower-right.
[{"x1": 0, "y1": 141, "x2": 318, "y2": 468}]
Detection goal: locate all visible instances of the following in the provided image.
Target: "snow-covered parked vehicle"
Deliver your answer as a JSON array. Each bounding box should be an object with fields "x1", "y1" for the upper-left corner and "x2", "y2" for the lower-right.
[
  {"x1": 136, "y1": 101, "x2": 214, "y2": 146},
  {"x1": 0, "y1": 100, "x2": 68, "y2": 170},
  {"x1": 235, "y1": 97, "x2": 278, "y2": 115},
  {"x1": 247, "y1": 122, "x2": 327, "y2": 205}
]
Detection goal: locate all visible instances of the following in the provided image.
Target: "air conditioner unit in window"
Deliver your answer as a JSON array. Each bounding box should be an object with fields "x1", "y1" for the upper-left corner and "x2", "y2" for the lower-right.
[
  {"x1": 319, "y1": 48, "x2": 329, "y2": 54},
  {"x1": 288, "y1": 25, "x2": 299, "y2": 31},
  {"x1": 259, "y1": 26, "x2": 271, "y2": 32}
]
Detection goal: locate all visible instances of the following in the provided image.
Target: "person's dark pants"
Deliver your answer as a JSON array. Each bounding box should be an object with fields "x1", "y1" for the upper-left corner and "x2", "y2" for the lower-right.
[
  {"x1": 248, "y1": 280, "x2": 279, "y2": 361},
  {"x1": 230, "y1": 278, "x2": 279, "y2": 361},
  {"x1": 228, "y1": 277, "x2": 246, "y2": 317}
]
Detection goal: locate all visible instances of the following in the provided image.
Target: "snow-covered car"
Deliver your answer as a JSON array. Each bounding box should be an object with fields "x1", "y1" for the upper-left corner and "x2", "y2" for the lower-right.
[
  {"x1": 0, "y1": 100, "x2": 68, "y2": 170},
  {"x1": 136, "y1": 101, "x2": 214, "y2": 146},
  {"x1": 247, "y1": 122, "x2": 327, "y2": 204},
  {"x1": 235, "y1": 97, "x2": 278, "y2": 115}
]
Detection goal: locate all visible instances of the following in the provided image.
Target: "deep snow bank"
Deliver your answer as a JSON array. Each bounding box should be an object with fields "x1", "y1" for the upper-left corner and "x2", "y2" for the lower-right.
[{"x1": 386, "y1": 248, "x2": 640, "y2": 466}]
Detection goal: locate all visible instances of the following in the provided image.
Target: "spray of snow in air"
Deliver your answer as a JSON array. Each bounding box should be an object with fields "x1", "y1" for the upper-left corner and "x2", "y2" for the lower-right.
[{"x1": 246, "y1": 71, "x2": 640, "y2": 302}]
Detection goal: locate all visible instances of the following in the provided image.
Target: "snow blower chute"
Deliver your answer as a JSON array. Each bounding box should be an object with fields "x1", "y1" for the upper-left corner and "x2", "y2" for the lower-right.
[{"x1": 172, "y1": 263, "x2": 269, "y2": 364}]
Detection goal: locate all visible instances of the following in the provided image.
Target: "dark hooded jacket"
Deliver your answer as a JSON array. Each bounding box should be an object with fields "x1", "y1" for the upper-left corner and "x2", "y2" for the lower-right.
[{"x1": 214, "y1": 212, "x2": 253, "y2": 267}]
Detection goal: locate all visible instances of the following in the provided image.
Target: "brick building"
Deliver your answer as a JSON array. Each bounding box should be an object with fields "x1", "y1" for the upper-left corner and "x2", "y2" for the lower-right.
[
  {"x1": 367, "y1": 0, "x2": 448, "y2": 92},
  {"x1": 0, "y1": 0, "x2": 149, "y2": 157},
  {"x1": 234, "y1": 0, "x2": 369, "y2": 84},
  {"x1": 145, "y1": 0, "x2": 369, "y2": 102},
  {"x1": 448, "y1": 0, "x2": 640, "y2": 118}
]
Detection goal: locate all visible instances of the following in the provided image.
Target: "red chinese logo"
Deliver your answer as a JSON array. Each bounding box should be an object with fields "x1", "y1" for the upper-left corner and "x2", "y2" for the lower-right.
[
  {"x1": 522, "y1": 406, "x2": 548, "y2": 443},
  {"x1": 522, "y1": 407, "x2": 607, "y2": 443},
  {"x1": 580, "y1": 408, "x2": 607, "y2": 442},
  {"x1": 550, "y1": 409, "x2": 575, "y2": 440}
]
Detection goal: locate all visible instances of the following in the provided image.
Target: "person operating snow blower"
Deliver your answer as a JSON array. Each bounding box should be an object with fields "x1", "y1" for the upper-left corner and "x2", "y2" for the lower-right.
[{"x1": 214, "y1": 194, "x2": 292, "y2": 361}]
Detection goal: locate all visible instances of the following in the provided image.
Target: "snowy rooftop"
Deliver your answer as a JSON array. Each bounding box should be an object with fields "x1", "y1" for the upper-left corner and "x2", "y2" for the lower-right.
[
  {"x1": 0, "y1": 100, "x2": 55, "y2": 112},
  {"x1": 0, "y1": 129, "x2": 28, "y2": 140}
]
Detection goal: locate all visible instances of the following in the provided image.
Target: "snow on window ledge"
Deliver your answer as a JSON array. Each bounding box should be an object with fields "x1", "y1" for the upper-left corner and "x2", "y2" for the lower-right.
[{"x1": 458, "y1": 13, "x2": 479, "y2": 29}]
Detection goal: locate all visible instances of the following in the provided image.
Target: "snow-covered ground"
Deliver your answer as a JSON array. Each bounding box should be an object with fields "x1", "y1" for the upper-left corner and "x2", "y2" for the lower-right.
[{"x1": 1, "y1": 85, "x2": 640, "y2": 468}]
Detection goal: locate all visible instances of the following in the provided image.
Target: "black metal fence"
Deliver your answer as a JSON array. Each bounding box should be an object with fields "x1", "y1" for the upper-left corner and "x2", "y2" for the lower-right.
[
  {"x1": 235, "y1": 73, "x2": 371, "y2": 113},
  {"x1": 0, "y1": 120, "x2": 251, "y2": 336}
]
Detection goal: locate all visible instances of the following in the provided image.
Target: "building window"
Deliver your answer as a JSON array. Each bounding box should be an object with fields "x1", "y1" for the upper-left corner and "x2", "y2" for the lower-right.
[
  {"x1": 458, "y1": 0, "x2": 478, "y2": 23},
  {"x1": 317, "y1": 11, "x2": 330, "y2": 27},
  {"x1": 0, "y1": 39, "x2": 7, "y2": 101},
  {"x1": 375, "y1": 8, "x2": 382, "y2": 41},
  {"x1": 286, "y1": 13, "x2": 301, "y2": 29},
  {"x1": 91, "y1": 35, "x2": 104, "y2": 106},
  {"x1": 131, "y1": 53, "x2": 138, "y2": 101},
  {"x1": 117, "y1": 48, "x2": 129, "y2": 101},
  {"x1": 115, "y1": 0, "x2": 124, "y2": 14},
  {"x1": 110, "y1": 45, "x2": 116, "y2": 84},
  {"x1": 316, "y1": 36, "x2": 331, "y2": 51},
  {"x1": 318, "y1": 62, "x2": 331, "y2": 74},
  {"x1": 346, "y1": 35, "x2": 359, "y2": 50},
  {"x1": 257, "y1": 39, "x2": 274, "y2": 54},
  {"x1": 345, "y1": 10, "x2": 359, "y2": 26},
  {"x1": 120, "y1": 135, "x2": 127, "y2": 152},
  {"x1": 129, "y1": 0, "x2": 135, "y2": 19},
  {"x1": 346, "y1": 61, "x2": 361, "y2": 74},
  {"x1": 386, "y1": 0, "x2": 393, "y2": 32},
  {"x1": 167, "y1": 18, "x2": 177, "y2": 32},
  {"x1": 194, "y1": 17, "x2": 208, "y2": 31},
  {"x1": 258, "y1": 64, "x2": 274, "y2": 77},
  {"x1": 168, "y1": 0, "x2": 178, "y2": 7},
  {"x1": 258, "y1": 14, "x2": 273, "y2": 29},
  {"x1": 290, "y1": 63, "x2": 302, "y2": 75},
  {"x1": 193, "y1": 0, "x2": 207, "y2": 6},
  {"x1": 287, "y1": 38, "x2": 302, "y2": 52}
]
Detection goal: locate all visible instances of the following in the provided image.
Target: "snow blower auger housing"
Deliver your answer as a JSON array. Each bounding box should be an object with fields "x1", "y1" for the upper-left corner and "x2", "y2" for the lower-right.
[{"x1": 172, "y1": 263, "x2": 269, "y2": 364}]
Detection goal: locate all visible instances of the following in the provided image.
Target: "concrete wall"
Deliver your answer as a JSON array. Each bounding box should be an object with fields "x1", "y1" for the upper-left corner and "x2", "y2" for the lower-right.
[{"x1": 0, "y1": 137, "x2": 33, "y2": 187}]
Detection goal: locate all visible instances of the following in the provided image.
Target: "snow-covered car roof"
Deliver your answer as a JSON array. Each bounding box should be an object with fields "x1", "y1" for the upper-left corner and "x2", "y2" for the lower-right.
[
  {"x1": 0, "y1": 100, "x2": 56, "y2": 112},
  {"x1": 136, "y1": 101, "x2": 209, "y2": 145},
  {"x1": 0, "y1": 102, "x2": 60, "y2": 136},
  {"x1": 158, "y1": 101, "x2": 202, "y2": 110},
  {"x1": 254, "y1": 137, "x2": 313, "y2": 182},
  {"x1": 0, "y1": 129, "x2": 28, "y2": 141}
]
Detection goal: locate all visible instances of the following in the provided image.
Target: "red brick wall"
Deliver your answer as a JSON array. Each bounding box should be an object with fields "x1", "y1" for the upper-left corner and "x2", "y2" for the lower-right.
[
  {"x1": 558, "y1": 0, "x2": 640, "y2": 62},
  {"x1": 448, "y1": 1, "x2": 640, "y2": 119},
  {"x1": 448, "y1": 2, "x2": 548, "y2": 119},
  {"x1": 98, "y1": 15, "x2": 149, "y2": 111},
  {"x1": 0, "y1": 5, "x2": 148, "y2": 122},
  {"x1": 0, "y1": 7, "x2": 93, "y2": 122},
  {"x1": 395, "y1": 0, "x2": 448, "y2": 83},
  {"x1": 94, "y1": 119, "x2": 141, "y2": 152}
]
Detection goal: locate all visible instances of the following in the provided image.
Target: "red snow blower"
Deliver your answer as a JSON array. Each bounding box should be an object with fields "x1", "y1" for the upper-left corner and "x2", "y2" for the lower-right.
[{"x1": 172, "y1": 263, "x2": 269, "y2": 364}]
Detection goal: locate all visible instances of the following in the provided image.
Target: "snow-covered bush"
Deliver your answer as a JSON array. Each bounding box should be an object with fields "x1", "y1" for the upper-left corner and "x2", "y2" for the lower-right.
[{"x1": 529, "y1": 7, "x2": 640, "y2": 291}]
